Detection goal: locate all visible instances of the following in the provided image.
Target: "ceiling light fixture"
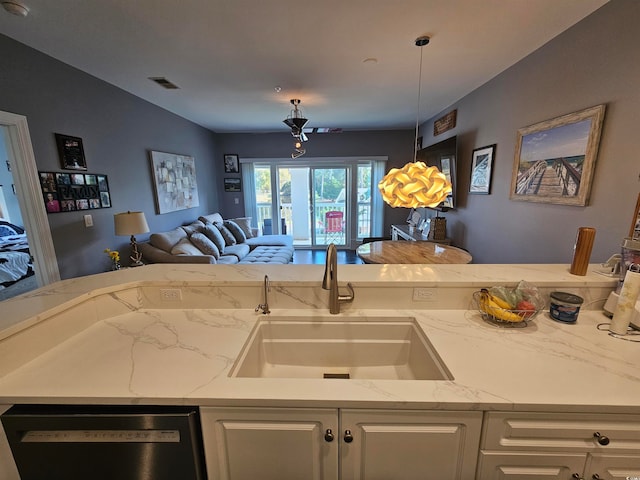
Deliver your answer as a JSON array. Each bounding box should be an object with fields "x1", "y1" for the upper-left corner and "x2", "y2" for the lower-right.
[
  {"x1": 283, "y1": 99, "x2": 309, "y2": 142},
  {"x1": 1, "y1": 1, "x2": 29, "y2": 16},
  {"x1": 378, "y1": 36, "x2": 452, "y2": 214}
]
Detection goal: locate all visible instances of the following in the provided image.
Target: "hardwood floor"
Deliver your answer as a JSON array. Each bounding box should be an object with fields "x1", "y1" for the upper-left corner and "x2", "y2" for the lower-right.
[{"x1": 292, "y1": 249, "x2": 363, "y2": 265}]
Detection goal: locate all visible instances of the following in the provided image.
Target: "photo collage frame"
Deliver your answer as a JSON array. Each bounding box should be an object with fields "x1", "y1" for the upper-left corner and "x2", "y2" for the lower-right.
[{"x1": 39, "y1": 171, "x2": 111, "y2": 213}]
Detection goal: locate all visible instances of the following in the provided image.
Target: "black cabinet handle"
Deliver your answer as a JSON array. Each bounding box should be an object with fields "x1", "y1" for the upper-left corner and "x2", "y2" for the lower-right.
[
  {"x1": 324, "y1": 429, "x2": 334, "y2": 442},
  {"x1": 593, "y1": 432, "x2": 610, "y2": 446},
  {"x1": 344, "y1": 429, "x2": 353, "y2": 443}
]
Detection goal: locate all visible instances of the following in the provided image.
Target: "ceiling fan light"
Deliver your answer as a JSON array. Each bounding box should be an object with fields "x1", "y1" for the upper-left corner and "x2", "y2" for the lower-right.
[{"x1": 2, "y1": 0, "x2": 29, "y2": 16}]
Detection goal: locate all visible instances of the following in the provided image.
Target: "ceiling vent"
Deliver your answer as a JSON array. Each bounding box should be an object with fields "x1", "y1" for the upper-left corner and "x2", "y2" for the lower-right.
[{"x1": 148, "y1": 77, "x2": 180, "y2": 89}]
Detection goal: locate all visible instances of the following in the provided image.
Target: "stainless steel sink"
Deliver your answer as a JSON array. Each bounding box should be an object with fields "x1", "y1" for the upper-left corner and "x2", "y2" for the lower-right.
[{"x1": 230, "y1": 317, "x2": 452, "y2": 380}]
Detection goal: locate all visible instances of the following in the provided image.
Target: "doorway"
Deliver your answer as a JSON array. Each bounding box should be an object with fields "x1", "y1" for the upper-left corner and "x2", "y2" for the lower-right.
[
  {"x1": 0, "y1": 111, "x2": 59, "y2": 298},
  {"x1": 244, "y1": 157, "x2": 385, "y2": 249}
]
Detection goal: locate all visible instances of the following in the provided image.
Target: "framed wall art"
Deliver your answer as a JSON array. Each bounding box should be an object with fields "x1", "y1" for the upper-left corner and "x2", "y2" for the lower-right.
[
  {"x1": 224, "y1": 154, "x2": 240, "y2": 173},
  {"x1": 510, "y1": 104, "x2": 605, "y2": 206},
  {"x1": 469, "y1": 144, "x2": 496, "y2": 194},
  {"x1": 39, "y1": 171, "x2": 110, "y2": 213},
  {"x1": 224, "y1": 178, "x2": 241, "y2": 192},
  {"x1": 149, "y1": 150, "x2": 200, "y2": 214},
  {"x1": 55, "y1": 133, "x2": 87, "y2": 171}
]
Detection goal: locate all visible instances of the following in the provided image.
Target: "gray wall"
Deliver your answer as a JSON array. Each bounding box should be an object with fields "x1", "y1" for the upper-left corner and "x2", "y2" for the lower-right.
[
  {"x1": 418, "y1": 0, "x2": 639, "y2": 264},
  {"x1": 0, "y1": 34, "x2": 220, "y2": 278},
  {"x1": 215, "y1": 130, "x2": 415, "y2": 231}
]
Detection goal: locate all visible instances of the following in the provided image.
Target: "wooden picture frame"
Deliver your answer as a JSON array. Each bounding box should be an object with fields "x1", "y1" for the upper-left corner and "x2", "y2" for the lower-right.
[
  {"x1": 630, "y1": 192, "x2": 640, "y2": 240},
  {"x1": 469, "y1": 144, "x2": 496, "y2": 194},
  {"x1": 55, "y1": 133, "x2": 87, "y2": 171},
  {"x1": 510, "y1": 104, "x2": 605, "y2": 206},
  {"x1": 224, "y1": 154, "x2": 240, "y2": 173},
  {"x1": 149, "y1": 150, "x2": 200, "y2": 214}
]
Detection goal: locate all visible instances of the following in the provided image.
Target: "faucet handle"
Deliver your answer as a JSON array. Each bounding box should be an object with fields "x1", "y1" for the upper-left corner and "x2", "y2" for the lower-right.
[{"x1": 338, "y1": 282, "x2": 355, "y2": 303}]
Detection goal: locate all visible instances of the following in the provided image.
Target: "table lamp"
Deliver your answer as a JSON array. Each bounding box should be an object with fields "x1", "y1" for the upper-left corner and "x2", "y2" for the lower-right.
[{"x1": 114, "y1": 211, "x2": 149, "y2": 267}]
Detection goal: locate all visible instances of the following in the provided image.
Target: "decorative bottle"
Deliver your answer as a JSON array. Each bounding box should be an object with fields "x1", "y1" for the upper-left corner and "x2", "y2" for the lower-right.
[{"x1": 569, "y1": 227, "x2": 596, "y2": 276}]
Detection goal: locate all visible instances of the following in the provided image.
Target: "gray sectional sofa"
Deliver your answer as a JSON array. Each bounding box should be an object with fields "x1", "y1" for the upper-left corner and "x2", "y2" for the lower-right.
[{"x1": 138, "y1": 213, "x2": 294, "y2": 264}]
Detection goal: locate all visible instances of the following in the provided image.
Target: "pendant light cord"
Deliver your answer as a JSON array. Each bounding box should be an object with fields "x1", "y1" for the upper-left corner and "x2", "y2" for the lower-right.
[{"x1": 413, "y1": 36, "x2": 429, "y2": 163}]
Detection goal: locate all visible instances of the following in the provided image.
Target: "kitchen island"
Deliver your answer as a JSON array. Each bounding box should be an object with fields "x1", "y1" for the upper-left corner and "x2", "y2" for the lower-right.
[{"x1": 1, "y1": 263, "x2": 638, "y2": 479}]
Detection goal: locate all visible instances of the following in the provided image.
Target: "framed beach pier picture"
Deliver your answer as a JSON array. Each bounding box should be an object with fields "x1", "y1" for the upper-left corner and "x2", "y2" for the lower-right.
[{"x1": 509, "y1": 104, "x2": 605, "y2": 206}]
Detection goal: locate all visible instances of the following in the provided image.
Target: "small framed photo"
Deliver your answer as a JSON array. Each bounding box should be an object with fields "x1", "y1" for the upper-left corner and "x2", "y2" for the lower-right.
[
  {"x1": 224, "y1": 177, "x2": 241, "y2": 192},
  {"x1": 71, "y1": 173, "x2": 85, "y2": 185},
  {"x1": 224, "y1": 154, "x2": 239, "y2": 173},
  {"x1": 55, "y1": 133, "x2": 87, "y2": 171},
  {"x1": 44, "y1": 192, "x2": 61, "y2": 213},
  {"x1": 55, "y1": 173, "x2": 71, "y2": 185},
  {"x1": 100, "y1": 191, "x2": 111, "y2": 208},
  {"x1": 469, "y1": 144, "x2": 496, "y2": 194}
]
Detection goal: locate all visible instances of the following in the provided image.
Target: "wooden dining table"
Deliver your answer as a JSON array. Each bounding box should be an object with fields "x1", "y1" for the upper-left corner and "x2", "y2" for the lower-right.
[{"x1": 356, "y1": 240, "x2": 472, "y2": 264}]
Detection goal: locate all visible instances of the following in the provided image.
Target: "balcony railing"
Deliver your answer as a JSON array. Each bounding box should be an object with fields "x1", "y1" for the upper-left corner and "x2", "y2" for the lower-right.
[{"x1": 255, "y1": 202, "x2": 371, "y2": 245}]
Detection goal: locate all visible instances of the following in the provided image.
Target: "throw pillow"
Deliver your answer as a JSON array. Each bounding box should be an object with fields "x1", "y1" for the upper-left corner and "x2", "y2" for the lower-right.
[
  {"x1": 230, "y1": 217, "x2": 254, "y2": 239},
  {"x1": 214, "y1": 221, "x2": 237, "y2": 246},
  {"x1": 202, "y1": 223, "x2": 226, "y2": 253},
  {"x1": 189, "y1": 232, "x2": 220, "y2": 259},
  {"x1": 170, "y1": 238, "x2": 204, "y2": 256},
  {"x1": 224, "y1": 220, "x2": 247, "y2": 243}
]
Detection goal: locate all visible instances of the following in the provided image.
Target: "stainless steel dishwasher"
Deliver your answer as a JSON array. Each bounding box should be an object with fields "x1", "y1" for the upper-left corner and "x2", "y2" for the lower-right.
[{"x1": 1, "y1": 404, "x2": 207, "y2": 480}]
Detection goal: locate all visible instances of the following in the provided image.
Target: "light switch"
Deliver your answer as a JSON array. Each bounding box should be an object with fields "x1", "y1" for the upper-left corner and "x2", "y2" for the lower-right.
[
  {"x1": 84, "y1": 214, "x2": 93, "y2": 227},
  {"x1": 234, "y1": 198, "x2": 239, "y2": 204}
]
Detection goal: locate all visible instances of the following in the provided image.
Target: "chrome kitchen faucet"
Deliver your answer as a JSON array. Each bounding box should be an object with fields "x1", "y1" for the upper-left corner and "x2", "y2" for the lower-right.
[
  {"x1": 255, "y1": 274, "x2": 271, "y2": 315},
  {"x1": 322, "y1": 243, "x2": 355, "y2": 314}
]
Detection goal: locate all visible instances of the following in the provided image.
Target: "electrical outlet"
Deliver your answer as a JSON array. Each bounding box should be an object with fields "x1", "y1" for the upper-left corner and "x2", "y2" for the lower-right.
[
  {"x1": 160, "y1": 288, "x2": 182, "y2": 302},
  {"x1": 84, "y1": 214, "x2": 93, "y2": 227},
  {"x1": 413, "y1": 287, "x2": 437, "y2": 302}
]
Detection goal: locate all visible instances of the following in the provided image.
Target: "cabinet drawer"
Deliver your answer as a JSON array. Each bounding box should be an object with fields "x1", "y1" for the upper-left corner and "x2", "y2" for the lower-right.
[
  {"x1": 477, "y1": 451, "x2": 586, "y2": 480},
  {"x1": 483, "y1": 412, "x2": 640, "y2": 453}
]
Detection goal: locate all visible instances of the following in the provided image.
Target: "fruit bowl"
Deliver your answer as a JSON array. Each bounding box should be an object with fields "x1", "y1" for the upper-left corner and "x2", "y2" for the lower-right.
[{"x1": 472, "y1": 288, "x2": 543, "y2": 328}]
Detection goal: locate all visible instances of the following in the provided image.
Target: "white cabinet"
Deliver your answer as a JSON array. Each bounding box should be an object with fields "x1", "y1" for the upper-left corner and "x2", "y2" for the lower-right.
[
  {"x1": 200, "y1": 407, "x2": 482, "y2": 480},
  {"x1": 477, "y1": 412, "x2": 640, "y2": 480},
  {"x1": 341, "y1": 409, "x2": 482, "y2": 480},
  {"x1": 200, "y1": 407, "x2": 338, "y2": 480}
]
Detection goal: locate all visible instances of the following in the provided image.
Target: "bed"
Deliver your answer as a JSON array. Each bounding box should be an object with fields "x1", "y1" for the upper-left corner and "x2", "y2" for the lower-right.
[{"x1": 0, "y1": 221, "x2": 33, "y2": 288}]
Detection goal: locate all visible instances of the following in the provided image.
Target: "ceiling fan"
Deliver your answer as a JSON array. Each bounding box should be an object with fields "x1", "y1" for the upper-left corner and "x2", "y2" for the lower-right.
[{"x1": 283, "y1": 99, "x2": 309, "y2": 142}]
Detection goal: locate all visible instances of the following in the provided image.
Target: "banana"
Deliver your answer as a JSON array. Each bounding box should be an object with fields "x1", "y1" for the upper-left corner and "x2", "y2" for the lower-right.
[
  {"x1": 479, "y1": 289, "x2": 523, "y2": 323},
  {"x1": 486, "y1": 291, "x2": 513, "y2": 310}
]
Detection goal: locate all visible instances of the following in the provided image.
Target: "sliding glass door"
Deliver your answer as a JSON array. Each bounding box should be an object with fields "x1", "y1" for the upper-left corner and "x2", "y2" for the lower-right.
[
  {"x1": 243, "y1": 157, "x2": 385, "y2": 248},
  {"x1": 312, "y1": 167, "x2": 347, "y2": 246}
]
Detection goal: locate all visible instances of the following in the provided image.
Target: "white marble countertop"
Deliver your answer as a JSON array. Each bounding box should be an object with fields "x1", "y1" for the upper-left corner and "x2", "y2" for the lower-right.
[
  {"x1": 0, "y1": 263, "x2": 619, "y2": 336},
  {"x1": 1, "y1": 263, "x2": 637, "y2": 414}
]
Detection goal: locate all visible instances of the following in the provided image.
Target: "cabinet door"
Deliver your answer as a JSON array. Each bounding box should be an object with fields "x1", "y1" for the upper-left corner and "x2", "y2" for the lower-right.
[
  {"x1": 585, "y1": 453, "x2": 640, "y2": 480},
  {"x1": 341, "y1": 409, "x2": 482, "y2": 480},
  {"x1": 200, "y1": 407, "x2": 338, "y2": 480},
  {"x1": 477, "y1": 452, "x2": 586, "y2": 480}
]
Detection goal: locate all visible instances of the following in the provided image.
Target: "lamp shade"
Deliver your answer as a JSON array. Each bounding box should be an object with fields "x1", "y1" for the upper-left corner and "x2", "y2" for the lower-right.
[
  {"x1": 378, "y1": 161, "x2": 452, "y2": 209},
  {"x1": 114, "y1": 211, "x2": 150, "y2": 236}
]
